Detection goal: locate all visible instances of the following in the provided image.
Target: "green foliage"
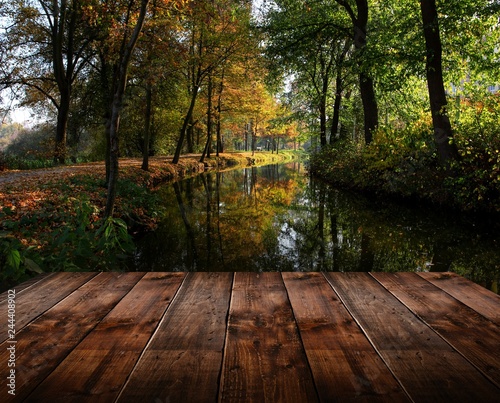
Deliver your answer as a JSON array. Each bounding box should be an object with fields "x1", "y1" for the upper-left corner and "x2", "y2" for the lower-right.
[
  {"x1": 1, "y1": 233, "x2": 23, "y2": 280},
  {"x1": 0, "y1": 154, "x2": 56, "y2": 170},
  {"x1": 0, "y1": 209, "x2": 43, "y2": 288},
  {"x1": 310, "y1": 93, "x2": 500, "y2": 214},
  {"x1": 42, "y1": 198, "x2": 135, "y2": 271},
  {"x1": 445, "y1": 91, "x2": 500, "y2": 210},
  {"x1": 0, "y1": 197, "x2": 136, "y2": 289}
]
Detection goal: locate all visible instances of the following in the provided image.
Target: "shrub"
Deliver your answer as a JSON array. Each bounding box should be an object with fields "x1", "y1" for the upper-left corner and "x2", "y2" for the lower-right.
[
  {"x1": 447, "y1": 93, "x2": 500, "y2": 210},
  {"x1": 309, "y1": 96, "x2": 500, "y2": 214}
]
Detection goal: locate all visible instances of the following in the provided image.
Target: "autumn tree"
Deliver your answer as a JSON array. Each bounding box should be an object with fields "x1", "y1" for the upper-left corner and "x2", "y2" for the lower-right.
[
  {"x1": 172, "y1": 0, "x2": 253, "y2": 164},
  {"x1": 100, "y1": 0, "x2": 151, "y2": 218},
  {"x1": 0, "y1": 0, "x2": 97, "y2": 163},
  {"x1": 132, "y1": 0, "x2": 185, "y2": 170},
  {"x1": 243, "y1": 80, "x2": 280, "y2": 155}
]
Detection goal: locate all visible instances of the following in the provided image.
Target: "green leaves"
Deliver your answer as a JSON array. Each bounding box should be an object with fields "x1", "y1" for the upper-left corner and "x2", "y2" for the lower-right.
[
  {"x1": 0, "y1": 231, "x2": 41, "y2": 287},
  {"x1": 310, "y1": 86, "x2": 500, "y2": 214},
  {"x1": 45, "y1": 199, "x2": 135, "y2": 271},
  {"x1": 96, "y1": 217, "x2": 135, "y2": 257},
  {"x1": 6, "y1": 248, "x2": 21, "y2": 272}
]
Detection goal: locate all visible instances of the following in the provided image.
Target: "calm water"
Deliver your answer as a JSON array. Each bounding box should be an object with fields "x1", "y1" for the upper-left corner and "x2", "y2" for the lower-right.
[{"x1": 134, "y1": 162, "x2": 499, "y2": 293}]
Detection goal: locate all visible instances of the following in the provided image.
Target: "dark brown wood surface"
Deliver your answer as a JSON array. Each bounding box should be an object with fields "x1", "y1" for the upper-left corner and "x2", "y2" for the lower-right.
[
  {"x1": 25, "y1": 272, "x2": 186, "y2": 402},
  {"x1": 372, "y1": 272, "x2": 500, "y2": 387},
  {"x1": 221, "y1": 272, "x2": 317, "y2": 402},
  {"x1": 326, "y1": 272, "x2": 499, "y2": 402},
  {"x1": 117, "y1": 272, "x2": 233, "y2": 402},
  {"x1": 418, "y1": 272, "x2": 500, "y2": 325},
  {"x1": 283, "y1": 272, "x2": 409, "y2": 402},
  {"x1": 0, "y1": 272, "x2": 145, "y2": 400},
  {"x1": 1, "y1": 272, "x2": 498, "y2": 402},
  {"x1": 0, "y1": 272, "x2": 98, "y2": 343},
  {"x1": 0, "y1": 273, "x2": 54, "y2": 303}
]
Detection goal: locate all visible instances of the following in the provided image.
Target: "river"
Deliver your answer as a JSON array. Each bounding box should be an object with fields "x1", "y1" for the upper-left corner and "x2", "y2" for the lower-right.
[{"x1": 134, "y1": 162, "x2": 499, "y2": 293}]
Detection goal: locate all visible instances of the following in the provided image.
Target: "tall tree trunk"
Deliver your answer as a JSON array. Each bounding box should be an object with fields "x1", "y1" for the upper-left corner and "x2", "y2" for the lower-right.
[
  {"x1": 52, "y1": 0, "x2": 72, "y2": 164},
  {"x1": 142, "y1": 83, "x2": 153, "y2": 171},
  {"x1": 354, "y1": 0, "x2": 378, "y2": 144},
  {"x1": 99, "y1": 53, "x2": 113, "y2": 184},
  {"x1": 358, "y1": 71, "x2": 377, "y2": 144},
  {"x1": 330, "y1": 40, "x2": 349, "y2": 144},
  {"x1": 187, "y1": 118, "x2": 194, "y2": 153},
  {"x1": 330, "y1": 73, "x2": 342, "y2": 144},
  {"x1": 319, "y1": 89, "x2": 328, "y2": 147},
  {"x1": 201, "y1": 70, "x2": 213, "y2": 162},
  {"x1": 173, "y1": 84, "x2": 200, "y2": 164},
  {"x1": 419, "y1": 0, "x2": 460, "y2": 164},
  {"x1": 173, "y1": 77, "x2": 200, "y2": 164},
  {"x1": 216, "y1": 72, "x2": 224, "y2": 156},
  {"x1": 105, "y1": 0, "x2": 149, "y2": 218},
  {"x1": 251, "y1": 120, "x2": 257, "y2": 156},
  {"x1": 337, "y1": 0, "x2": 378, "y2": 144},
  {"x1": 54, "y1": 88, "x2": 70, "y2": 163},
  {"x1": 244, "y1": 125, "x2": 248, "y2": 151}
]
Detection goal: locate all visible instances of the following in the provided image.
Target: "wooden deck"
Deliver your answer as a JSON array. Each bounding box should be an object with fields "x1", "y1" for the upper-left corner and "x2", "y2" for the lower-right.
[{"x1": 1, "y1": 272, "x2": 499, "y2": 402}]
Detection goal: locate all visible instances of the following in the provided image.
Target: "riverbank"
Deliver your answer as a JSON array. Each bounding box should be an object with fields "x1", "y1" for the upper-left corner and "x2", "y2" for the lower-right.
[
  {"x1": 308, "y1": 144, "x2": 500, "y2": 220},
  {"x1": 0, "y1": 151, "x2": 302, "y2": 289}
]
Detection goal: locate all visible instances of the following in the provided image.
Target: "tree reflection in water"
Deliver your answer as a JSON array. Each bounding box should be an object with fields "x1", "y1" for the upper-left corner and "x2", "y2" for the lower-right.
[{"x1": 134, "y1": 163, "x2": 499, "y2": 293}]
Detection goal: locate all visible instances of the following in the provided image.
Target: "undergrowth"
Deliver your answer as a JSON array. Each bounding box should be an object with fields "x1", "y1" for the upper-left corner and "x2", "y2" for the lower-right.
[{"x1": 309, "y1": 93, "x2": 500, "y2": 215}]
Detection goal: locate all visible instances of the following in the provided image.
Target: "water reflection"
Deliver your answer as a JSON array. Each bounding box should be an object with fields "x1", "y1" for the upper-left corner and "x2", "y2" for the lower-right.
[{"x1": 134, "y1": 163, "x2": 499, "y2": 293}]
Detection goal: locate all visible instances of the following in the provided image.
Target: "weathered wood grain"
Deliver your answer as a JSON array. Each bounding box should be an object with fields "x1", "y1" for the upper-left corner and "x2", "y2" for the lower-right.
[
  {"x1": 220, "y1": 272, "x2": 318, "y2": 402},
  {"x1": 371, "y1": 272, "x2": 500, "y2": 387},
  {"x1": 24, "y1": 273, "x2": 186, "y2": 402},
  {"x1": 326, "y1": 272, "x2": 499, "y2": 402},
  {"x1": 283, "y1": 272, "x2": 409, "y2": 402},
  {"x1": 0, "y1": 272, "x2": 145, "y2": 401},
  {"x1": 0, "y1": 272, "x2": 97, "y2": 343},
  {"x1": 0, "y1": 273, "x2": 54, "y2": 303},
  {"x1": 418, "y1": 272, "x2": 500, "y2": 325},
  {"x1": 2, "y1": 272, "x2": 498, "y2": 402},
  {"x1": 117, "y1": 272, "x2": 233, "y2": 403}
]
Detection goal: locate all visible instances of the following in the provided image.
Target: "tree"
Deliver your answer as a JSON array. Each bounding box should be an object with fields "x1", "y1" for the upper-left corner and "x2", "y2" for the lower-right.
[
  {"x1": 172, "y1": 0, "x2": 252, "y2": 164},
  {"x1": 419, "y1": 0, "x2": 459, "y2": 164},
  {"x1": 262, "y1": 1, "x2": 372, "y2": 148},
  {"x1": 134, "y1": 0, "x2": 183, "y2": 170},
  {"x1": 0, "y1": 0, "x2": 97, "y2": 163},
  {"x1": 335, "y1": 0, "x2": 378, "y2": 144},
  {"x1": 104, "y1": 0, "x2": 150, "y2": 218}
]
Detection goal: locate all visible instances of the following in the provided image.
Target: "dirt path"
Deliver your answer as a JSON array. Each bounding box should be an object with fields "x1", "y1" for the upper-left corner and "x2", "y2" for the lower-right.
[{"x1": 0, "y1": 156, "x2": 183, "y2": 186}]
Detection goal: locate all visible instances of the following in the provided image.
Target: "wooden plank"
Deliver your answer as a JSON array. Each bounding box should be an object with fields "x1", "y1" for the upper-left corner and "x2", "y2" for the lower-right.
[
  {"x1": 220, "y1": 272, "x2": 318, "y2": 402},
  {"x1": 24, "y1": 273, "x2": 186, "y2": 402},
  {"x1": 418, "y1": 272, "x2": 500, "y2": 325},
  {"x1": 325, "y1": 272, "x2": 499, "y2": 402},
  {"x1": 0, "y1": 273, "x2": 55, "y2": 303},
  {"x1": 282, "y1": 272, "x2": 409, "y2": 402},
  {"x1": 117, "y1": 272, "x2": 233, "y2": 403},
  {"x1": 0, "y1": 272, "x2": 98, "y2": 343},
  {"x1": 0, "y1": 272, "x2": 145, "y2": 401},
  {"x1": 371, "y1": 272, "x2": 500, "y2": 387}
]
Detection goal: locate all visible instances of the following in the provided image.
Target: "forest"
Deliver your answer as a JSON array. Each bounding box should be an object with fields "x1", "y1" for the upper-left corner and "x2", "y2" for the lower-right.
[{"x1": 0, "y1": 0, "x2": 499, "y2": 286}]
